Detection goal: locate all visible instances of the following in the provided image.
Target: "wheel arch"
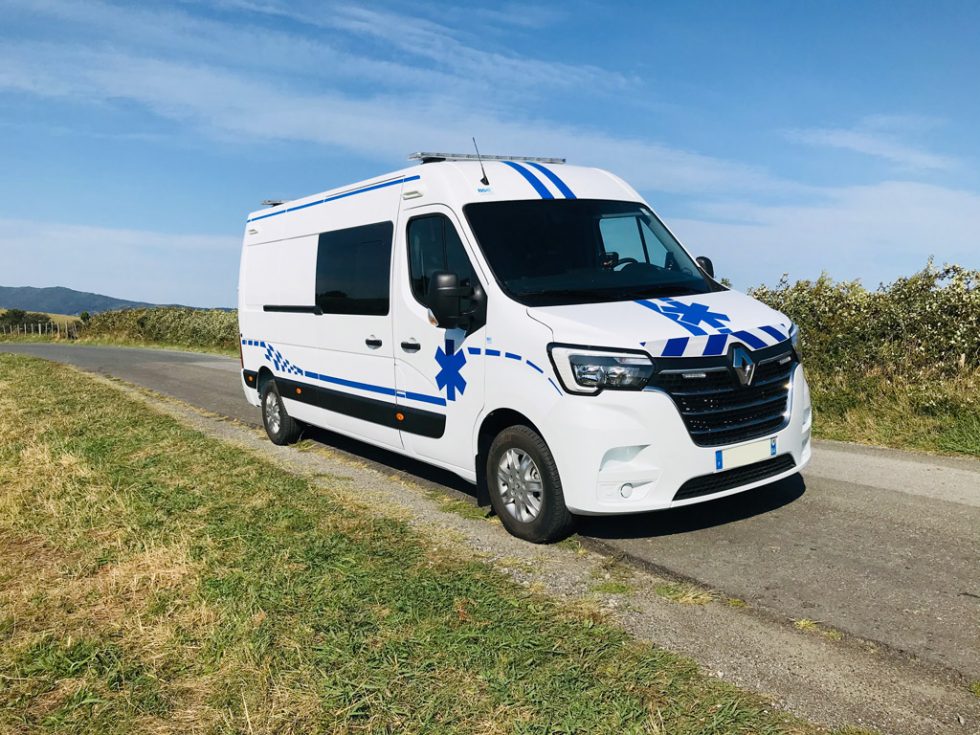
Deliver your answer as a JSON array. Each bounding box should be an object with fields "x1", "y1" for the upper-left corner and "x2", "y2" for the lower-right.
[
  {"x1": 257, "y1": 366, "x2": 275, "y2": 395},
  {"x1": 475, "y1": 407, "x2": 545, "y2": 506}
]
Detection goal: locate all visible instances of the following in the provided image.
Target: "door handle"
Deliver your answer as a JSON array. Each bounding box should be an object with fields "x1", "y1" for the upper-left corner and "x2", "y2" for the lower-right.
[
  {"x1": 365, "y1": 336, "x2": 383, "y2": 349},
  {"x1": 400, "y1": 339, "x2": 421, "y2": 353}
]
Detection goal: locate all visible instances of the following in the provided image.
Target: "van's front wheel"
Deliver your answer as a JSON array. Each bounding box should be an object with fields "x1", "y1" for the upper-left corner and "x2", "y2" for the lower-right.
[
  {"x1": 487, "y1": 425, "x2": 575, "y2": 543},
  {"x1": 261, "y1": 381, "x2": 303, "y2": 445}
]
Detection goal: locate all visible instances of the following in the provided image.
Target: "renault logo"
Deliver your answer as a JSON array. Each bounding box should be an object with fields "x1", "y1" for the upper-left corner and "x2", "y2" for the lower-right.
[{"x1": 730, "y1": 345, "x2": 756, "y2": 386}]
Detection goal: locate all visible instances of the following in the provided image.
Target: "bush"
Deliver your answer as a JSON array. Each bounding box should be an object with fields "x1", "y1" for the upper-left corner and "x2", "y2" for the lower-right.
[
  {"x1": 79, "y1": 307, "x2": 239, "y2": 351},
  {"x1": 750, "y1": 261, "x2": 979, "y2": 378}
]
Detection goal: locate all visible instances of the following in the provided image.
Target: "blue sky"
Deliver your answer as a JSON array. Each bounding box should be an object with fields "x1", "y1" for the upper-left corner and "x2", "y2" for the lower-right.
[{"x1": 1, "y1": 0, "x2": 978, "y2": 307}]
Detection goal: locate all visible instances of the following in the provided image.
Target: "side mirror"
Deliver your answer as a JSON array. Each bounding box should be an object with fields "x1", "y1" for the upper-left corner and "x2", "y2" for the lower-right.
[
  {"x1": 696, "y1": 256, "x2": 715, "y2": 278},
  {"x1": 428, "y1": 271, "x2": 469, "y2": 329}
]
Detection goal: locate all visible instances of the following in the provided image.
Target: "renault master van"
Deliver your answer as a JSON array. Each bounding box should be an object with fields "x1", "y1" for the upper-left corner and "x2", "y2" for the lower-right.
[{"x1": 238, "y1": 153, "x2": 812, "y2": 542}]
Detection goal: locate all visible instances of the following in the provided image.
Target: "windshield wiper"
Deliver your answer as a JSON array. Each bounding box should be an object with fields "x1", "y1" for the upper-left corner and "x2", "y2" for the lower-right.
[{"x1": 620, "y1": 284, "x2": 700, "y2": 299}]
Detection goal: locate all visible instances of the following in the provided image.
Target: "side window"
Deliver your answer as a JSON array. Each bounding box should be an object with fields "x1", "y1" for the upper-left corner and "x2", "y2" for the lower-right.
[
  {"x1": 315, "y1": 221, "x2": 393, "y2": 315},
  {"x1": 407, "y1": 215, "x2": 480, "y2": 307},
  {"x1": 599, "y1": 216, "x2": 649, "y2": 264}
]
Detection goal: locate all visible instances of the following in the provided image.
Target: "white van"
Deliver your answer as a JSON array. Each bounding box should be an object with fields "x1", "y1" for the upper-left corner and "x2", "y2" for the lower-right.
[{"x1": 238, "y1": 153, "x2": 811, "y2": 542}]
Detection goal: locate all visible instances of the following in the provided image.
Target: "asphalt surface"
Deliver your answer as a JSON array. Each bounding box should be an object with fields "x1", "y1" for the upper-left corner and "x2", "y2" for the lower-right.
[{"x1": 3, "y1": 343, "x2": 978, "y2": 682}]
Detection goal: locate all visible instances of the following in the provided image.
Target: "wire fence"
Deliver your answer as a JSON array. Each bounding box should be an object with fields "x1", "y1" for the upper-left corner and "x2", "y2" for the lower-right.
[{"x1": 0, "y1": 321, "x2": 80, "y2": 339}]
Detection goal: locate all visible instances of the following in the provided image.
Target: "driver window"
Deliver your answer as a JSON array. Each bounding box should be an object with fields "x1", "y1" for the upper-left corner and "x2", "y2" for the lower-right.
[
  {"x1": 599, "y1": 216, "x2": 647, "y2": 265},
  {"x1": 407, "y1": 214, "x2": 480, "y2": 308}
]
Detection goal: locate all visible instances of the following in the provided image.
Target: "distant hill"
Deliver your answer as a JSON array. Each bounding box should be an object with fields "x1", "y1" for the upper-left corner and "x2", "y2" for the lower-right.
[{"x1": 0, "y1": 286, "x2": 154, "y2": 315}]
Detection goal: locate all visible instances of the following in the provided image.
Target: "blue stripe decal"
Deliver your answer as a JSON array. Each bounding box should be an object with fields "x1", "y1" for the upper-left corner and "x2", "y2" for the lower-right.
[
  {"x1": 732, "y1": 330, "x2": 767, "y2": 349},
  {"x1": 467, "y1": 347, "x2": 482, "y2": 355},
  {"x1": 311, "y1": 372, "x2": 398, "y2": 397},
  {"x1": 247, "y1": 175, "x2": 421, "y2": 222},
  {"x1": 405, "y1": 391, "x2": 448, "y2": 407},
  {"x1": 548, "y1": 377, "x2": 562, "y2": 395},
  {"x1": 526, "y1": 360, "x2": 544, "y2": 374},
  {"x1": 505, "y1": 352, "x2": 521, "y2": 360},
  {"x1": 635, "y1": 299, "x2": 708, "y2": 336},
  {"x1": 703, "y1": 334, "x2": 729, "y2": 356},
  {"x1": 501, "y1": 161, "x2": 554, "y2": 199},
  {"x1": 662, "y1": 337, "x2": 689, "y2": 357},
  {"x1": 759, "y1": 325, "x2": 787, "y2": 342},
  {"x1": 525, "y1": 162, "x2": 576, "y2": 199},
  {"x1": 485, "y1": 348, "x2": 501, "y2": 357}
]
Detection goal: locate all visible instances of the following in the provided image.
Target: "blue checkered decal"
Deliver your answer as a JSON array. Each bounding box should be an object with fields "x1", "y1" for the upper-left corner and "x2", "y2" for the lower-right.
[{"x1": 263, "y1": 342, "x2": 304, "y2": 376}]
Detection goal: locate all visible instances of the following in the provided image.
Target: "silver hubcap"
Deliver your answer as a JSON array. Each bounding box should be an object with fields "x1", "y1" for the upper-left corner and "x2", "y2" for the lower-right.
[
  {"x1": 264, "y1": 391, "x2": 282, "y2": 434},
  {"x1": 497, "y1": 448, "x2": 543, "y2": 522}
]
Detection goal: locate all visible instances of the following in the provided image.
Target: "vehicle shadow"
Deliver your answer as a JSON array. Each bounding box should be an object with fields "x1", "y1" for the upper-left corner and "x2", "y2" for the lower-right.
[
  {"x1": 302, "y1": 424, "x2": 482, "y2": 498},
  {"x1": 578, "y1": 473, "x2": 807, "y2": 540}
]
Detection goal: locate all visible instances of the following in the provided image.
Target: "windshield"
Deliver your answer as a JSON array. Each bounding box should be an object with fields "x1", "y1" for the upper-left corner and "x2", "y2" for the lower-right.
[{"x1": 464, "y1": 199, "x2": 714, "y2": 306}]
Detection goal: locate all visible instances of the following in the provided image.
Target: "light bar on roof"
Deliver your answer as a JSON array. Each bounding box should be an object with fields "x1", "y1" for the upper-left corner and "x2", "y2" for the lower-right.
[{"x1": 408, "y1": 152, "x2": 566, "y2": 164}]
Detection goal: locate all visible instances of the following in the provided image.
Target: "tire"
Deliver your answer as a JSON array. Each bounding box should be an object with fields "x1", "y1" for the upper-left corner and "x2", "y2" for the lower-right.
[
  {"x1": 261, "y1": 380, "x2": 303, "y2": 445},
  {"x1": 487, "y1": 425, "x2": 575, "y2": 543}
]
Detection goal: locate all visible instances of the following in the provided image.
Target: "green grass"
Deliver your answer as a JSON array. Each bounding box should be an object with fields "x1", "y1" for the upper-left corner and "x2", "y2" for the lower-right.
[
  {"x1": 591, "y1": 581, "x2": 633, "y2": 595},
  {"x1": 0, "y1": 353, "x2": 845, "y2": 734},
  {"x1": 806, "y1": 368, "x2": 980, "y2": 458}
]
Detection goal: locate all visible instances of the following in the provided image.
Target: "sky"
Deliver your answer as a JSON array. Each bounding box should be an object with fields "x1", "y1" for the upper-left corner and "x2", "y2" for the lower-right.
[{"x1": 1, "y1": 0, "x2": 978, "y2": 308}]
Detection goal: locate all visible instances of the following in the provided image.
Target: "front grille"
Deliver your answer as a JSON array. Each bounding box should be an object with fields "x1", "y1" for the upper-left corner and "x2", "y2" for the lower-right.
[
  {"x1": 647, "y1": 344, "x2": 796, "y2": 447},
  {"x1": 673, "y1": 454, "x2": 797, "y2": 501}
]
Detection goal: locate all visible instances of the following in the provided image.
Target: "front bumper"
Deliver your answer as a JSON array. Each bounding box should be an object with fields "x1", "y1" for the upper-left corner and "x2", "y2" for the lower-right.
[{"x1": 542, "y1": 364, "x2": 812, "y2": 515}]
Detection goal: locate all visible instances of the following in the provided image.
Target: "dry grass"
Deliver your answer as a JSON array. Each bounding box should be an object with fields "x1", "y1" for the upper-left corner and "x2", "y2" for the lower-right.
[{"x1": 654, "y1": 582, "x2": 714, "y2": 605}]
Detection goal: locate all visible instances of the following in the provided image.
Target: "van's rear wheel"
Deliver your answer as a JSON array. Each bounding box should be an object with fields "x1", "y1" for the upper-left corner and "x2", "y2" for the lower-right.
[
  {"x1": 261, "y1": 381, "x2": 302, "y2": 445},
  {"x1": 487, "y1": 425, "x2": 575, "y2": 543}
]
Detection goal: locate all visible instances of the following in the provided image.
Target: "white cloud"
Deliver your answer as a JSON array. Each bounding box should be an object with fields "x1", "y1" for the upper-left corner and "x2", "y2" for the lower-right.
[
  {"x1": 0, "y1": 218, "x2": 239, "y2": 307},
  {"x1": 0, "y1": 42, "x2": 793, "y2": 196},
  {"x1": 785, "y1": 124, "x2": 956, "y2": 171},
  {"x1": 667, "y1": 181, "x2": 980, "y2": 289}
]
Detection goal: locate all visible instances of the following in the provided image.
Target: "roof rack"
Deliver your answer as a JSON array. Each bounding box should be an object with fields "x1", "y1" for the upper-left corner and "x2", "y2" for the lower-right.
[{"x1": 408, "y1": 152, "x2": 566, "y2": 164}]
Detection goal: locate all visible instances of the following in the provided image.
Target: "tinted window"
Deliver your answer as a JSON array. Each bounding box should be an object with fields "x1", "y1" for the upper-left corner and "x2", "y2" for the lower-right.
[
  {"x1": 315, "y1": 221, "x2": 393, "y2": 316},
  {"x1": 464, "y1": 199, "x2": 711, "y2": 306},
  {"x1": 407, "y1": 214, "x2": 480, "y2": 307}
]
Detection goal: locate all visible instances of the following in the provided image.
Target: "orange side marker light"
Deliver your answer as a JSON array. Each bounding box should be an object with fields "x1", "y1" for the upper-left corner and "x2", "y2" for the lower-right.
[{"x1": 395, "y1": 412, "x2": 405, "y2": 422}]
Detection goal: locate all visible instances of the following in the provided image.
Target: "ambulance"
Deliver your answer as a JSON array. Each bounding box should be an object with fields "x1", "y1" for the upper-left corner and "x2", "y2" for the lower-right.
[{"x1": 238, "y1": 153, "x2": 811, "y2": 542}]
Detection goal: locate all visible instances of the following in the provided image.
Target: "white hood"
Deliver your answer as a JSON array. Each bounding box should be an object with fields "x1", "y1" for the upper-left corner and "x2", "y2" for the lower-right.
[{"x1": 527, "y1": 290, "x2": 792, "y2": 358}]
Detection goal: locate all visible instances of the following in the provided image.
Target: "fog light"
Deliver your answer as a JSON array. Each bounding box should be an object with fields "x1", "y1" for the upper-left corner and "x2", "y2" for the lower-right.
[{"x1": 620, "y1": 483, "x2": 633, "y2": 499}]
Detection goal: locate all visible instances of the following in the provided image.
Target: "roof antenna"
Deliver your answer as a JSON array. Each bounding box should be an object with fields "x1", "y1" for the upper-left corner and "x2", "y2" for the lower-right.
[{"x1": 472, "y1": 137, "x2": 490, "y2": 186}]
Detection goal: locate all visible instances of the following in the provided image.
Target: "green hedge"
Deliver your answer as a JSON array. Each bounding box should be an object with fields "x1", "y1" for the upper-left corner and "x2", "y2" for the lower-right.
[
  {"x1": 80, "y1": 307, "x2": 239, "y2": 351},
  {"x1": 750, "y1": 262, "x2": 979, "y2": 377}
]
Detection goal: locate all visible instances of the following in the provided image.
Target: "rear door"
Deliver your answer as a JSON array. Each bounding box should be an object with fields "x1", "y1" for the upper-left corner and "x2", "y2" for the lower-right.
[{"x1": 391, "y1": 206, "x2": 487, "y2": 471}]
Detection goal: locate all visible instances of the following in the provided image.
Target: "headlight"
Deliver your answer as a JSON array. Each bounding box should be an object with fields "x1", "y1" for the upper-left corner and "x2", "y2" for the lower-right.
[
  {"x1": 789, "y1": 323, "x2": 801, "y2": 355},
  {"x1": 548, "y1": 345, "x2": 654, "y2": 395}
]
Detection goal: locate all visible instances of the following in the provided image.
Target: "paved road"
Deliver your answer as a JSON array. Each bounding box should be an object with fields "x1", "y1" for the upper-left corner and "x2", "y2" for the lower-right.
[{"x1": 3, "y1": 343, "x2": 978, "y2": 680}]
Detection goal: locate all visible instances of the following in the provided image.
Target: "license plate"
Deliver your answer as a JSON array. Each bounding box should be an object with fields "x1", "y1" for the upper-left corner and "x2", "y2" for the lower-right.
[{"x1": 715, "y1": 437, "x2": 777, "y2": 472}]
